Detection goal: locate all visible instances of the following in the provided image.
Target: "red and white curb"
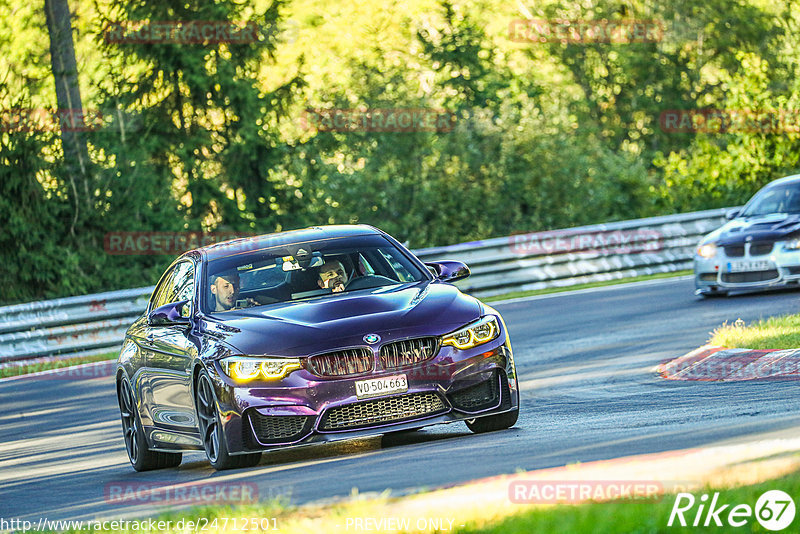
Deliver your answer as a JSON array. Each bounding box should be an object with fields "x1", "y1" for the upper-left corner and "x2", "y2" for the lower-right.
[{"x1": 658, "y1": 345, "x2": 800, "y2": 381}]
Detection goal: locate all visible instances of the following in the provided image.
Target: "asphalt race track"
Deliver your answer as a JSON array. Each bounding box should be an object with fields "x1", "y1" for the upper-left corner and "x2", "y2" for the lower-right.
[{"x1": 3, "y1": 276, "x2": 800, "y2": 522}]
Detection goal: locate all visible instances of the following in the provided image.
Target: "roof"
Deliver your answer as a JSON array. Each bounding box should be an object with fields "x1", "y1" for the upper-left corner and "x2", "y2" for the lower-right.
[
  {"x1": 766, "y1": 174, "x2": 800, "y2": 187},
  {"x1": 197, "y1": 225, "x2": 382, "y2": 261}
]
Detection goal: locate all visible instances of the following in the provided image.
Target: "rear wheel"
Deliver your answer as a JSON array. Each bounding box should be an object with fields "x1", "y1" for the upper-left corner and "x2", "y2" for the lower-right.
[
  {"x1": 465, "y1": 407, "x2": 519, "y2": 433},
  {"x1": 195, "y1": 371, "x2": 261, "y2": 470},
  {"x1": 118, "y1": 377, "x2": 182, "y2": 471}
]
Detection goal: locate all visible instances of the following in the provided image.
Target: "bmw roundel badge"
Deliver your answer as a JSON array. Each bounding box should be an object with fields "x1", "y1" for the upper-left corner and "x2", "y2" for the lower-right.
[{"x1": 363, "y1": 334, "x2": 381, "y2": 344}]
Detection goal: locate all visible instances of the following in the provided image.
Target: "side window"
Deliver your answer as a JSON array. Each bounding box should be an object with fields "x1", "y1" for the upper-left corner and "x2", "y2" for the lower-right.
[
  {"x1": 172, "y1": 262, "x2": 195, "y2": 316},
  {"x1": 173, "y1": 262, "x2": 195, "y2": 302},
  {"x1": 357, "y1": 253, "x2": 376, "y2": 275},
  {"x1": 150, "y1": 267, "x2": 177, "y2": 311},
  {"x1": 150, "y1": 261, "x2": 195, "y2": 312},
  {"x1": 377, "y1": 248, "x2": 415, "y2": 282}
]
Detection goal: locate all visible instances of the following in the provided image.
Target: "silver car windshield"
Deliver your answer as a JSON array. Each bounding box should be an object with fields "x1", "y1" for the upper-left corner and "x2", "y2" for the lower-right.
[{"x1": 741, "y1": 183, "x2": 800, "y2": 217}]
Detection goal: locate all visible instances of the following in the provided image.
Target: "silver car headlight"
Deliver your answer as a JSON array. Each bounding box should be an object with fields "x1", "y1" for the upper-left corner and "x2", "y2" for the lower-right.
[
  {"x1": 696, "y1": 243, "x2": 718, "y2": 258},
  {"x1": 442, "y1": 316, "x2": 500, "y2": 350},
  {"x1": 783, "y1": 239, "x2": 800, "y2": 251},
  {"x1": 219, "y1": 356, "x2": 302, "y2": 382}
]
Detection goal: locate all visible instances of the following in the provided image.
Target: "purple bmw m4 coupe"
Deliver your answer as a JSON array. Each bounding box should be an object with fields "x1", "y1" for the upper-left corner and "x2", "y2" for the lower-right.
[{"x1": 116, "y1": 225, "x2": 519, "y2": 471}]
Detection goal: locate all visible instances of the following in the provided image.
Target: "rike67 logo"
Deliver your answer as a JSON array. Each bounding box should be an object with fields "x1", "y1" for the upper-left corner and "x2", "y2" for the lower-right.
[{"x1": 668, "y1": 490, "x2": 795, "y2": 531}]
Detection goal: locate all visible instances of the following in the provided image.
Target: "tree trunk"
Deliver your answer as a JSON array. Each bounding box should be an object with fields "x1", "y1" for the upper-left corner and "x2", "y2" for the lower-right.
[{"x1": 44, "y1": 0, "x2": 90, "y2": 233}]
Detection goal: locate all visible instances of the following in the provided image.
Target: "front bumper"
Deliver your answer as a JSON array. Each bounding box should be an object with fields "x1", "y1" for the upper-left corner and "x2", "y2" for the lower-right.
[
  {"x1": 211, "y1": 338, "x2": 518, "y2": 454},
  {"x1": 694, "y1": 242, "x2": 800, "y2": 294}
]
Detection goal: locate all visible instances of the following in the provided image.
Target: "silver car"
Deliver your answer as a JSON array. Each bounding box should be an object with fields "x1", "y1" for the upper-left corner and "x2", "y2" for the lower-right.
[{"x1": 695, "y1": 174, "x2": 800, "y2": 296}]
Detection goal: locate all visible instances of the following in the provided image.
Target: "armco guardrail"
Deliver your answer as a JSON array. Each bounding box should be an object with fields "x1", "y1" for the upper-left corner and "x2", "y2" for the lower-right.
[
  {"x1": 0, "y1": 208, "x2": 728, "y2": 365},
  {"x1": 416, "y1": 207, "x2": 729, "y2": 298},
  {"x1": 0, "y1": 287, "x2": 153, "y2": 364}
]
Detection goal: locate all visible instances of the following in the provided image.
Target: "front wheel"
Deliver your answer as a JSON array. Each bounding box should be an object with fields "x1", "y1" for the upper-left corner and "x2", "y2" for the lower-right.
[
  {"x1": 465, "y1": 407, "x2": 519, "y2": 434},
  {"x1": 118, "y1": 377, "x2": 182, "y2": 471},
  {"x1": 697, "y1": 287, "x2": 728, "y2": 298},
  {"x1": 195, "y1": 370, "x2": 261, "y2": 470}
]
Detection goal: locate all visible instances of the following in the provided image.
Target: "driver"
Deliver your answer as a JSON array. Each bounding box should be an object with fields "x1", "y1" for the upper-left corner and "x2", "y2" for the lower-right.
[
  {"x1": 210, "y1": 270, "x2": 264, "y2": 311},
  {"x1": 317, "y1": 259, "x2": 348, "y2": 293},
  {"x1": 210, "y1": 271, "x2": 240, "y2": 311}
]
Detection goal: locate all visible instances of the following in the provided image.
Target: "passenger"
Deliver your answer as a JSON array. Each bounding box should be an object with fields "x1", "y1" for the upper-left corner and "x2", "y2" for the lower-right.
[{"x1": 317, "y1": 259, "x2": 348, "y2": 293}]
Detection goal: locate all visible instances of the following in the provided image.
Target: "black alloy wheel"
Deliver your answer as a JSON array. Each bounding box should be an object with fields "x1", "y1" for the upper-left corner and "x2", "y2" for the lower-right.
[
  {"x1": 195, "y1": 370, "x2": 261, "y2": 470},
  {"x1": 118, "y1": 376, "x2": 182, "y2": 471}
]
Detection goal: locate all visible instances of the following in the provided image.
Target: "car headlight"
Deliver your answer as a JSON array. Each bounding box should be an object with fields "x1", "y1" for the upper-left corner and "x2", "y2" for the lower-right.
[
  {"x1": 784, "y1": 239, "x2": 800, "y2": 251},
  {"x1": 696, "y1": 243, "x2": 717, "y2": 258},
  {"x1": 219, "y1": 356, "x2": 302, "y2": 382},
  {"x1": 442, "y1": 316, "x2": 500, "y2": 350}
]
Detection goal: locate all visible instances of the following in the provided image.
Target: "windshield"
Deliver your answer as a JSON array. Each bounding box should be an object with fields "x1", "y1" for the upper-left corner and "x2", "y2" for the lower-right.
[
  {"x1": 203, "y1": 234, "x2": 427, "y2": 313},
  {"x1": 741, "y1": 183, "x2": 800, "y2": 217}
]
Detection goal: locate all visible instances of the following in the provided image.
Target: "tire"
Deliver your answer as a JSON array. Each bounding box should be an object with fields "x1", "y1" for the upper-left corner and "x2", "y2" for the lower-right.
[
  {"x1": 117, "y1": 377, "x2": 182, "y2": 471},
  {"x1": 465, "y1": 407, "x2": 519, "y2": 433},
  {"x1": 238, "y1": 451, "x2": 263, "y2": 468},
  {"x1": 195, "y1": 370, "x2": 261, "y2": 470},
  {"x1": 381, "y1": 427, "x2": 424, "y2": 447}
]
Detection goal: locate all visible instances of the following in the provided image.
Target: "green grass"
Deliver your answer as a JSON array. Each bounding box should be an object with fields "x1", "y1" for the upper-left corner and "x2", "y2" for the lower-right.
[
  {"x1": 483, "y1": 270, "x2": 692, "y2": 303},
  {"x1": 709, "y1": 314, "x2": 800, "y2": 350},
  {"x1": 0, "y1": 352, "x2": 117, "y2": 379},
  {"x1": 458, "y1": 469, "x2": 800, "y2": 533}
]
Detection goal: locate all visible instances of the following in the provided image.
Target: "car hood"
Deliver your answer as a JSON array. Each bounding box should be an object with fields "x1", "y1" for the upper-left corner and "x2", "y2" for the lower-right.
[
  {"x1": 200, "y1": 281, "x2": 482, "y2": 357},
  {"x1": 706, "y1": 213, "x2": 800, "y2": 245}
]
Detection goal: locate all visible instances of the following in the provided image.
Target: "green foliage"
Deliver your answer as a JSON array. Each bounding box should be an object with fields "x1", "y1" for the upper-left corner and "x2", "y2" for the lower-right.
[
  {"x1": 655, "y1": 51, "x2": 800, "y2": 211},
  {"x1": 93, "y1": 0, "x2": 304, "y2": 231},
  {"x1": 2, "y1": 0, "x2": 800, "y2": 303},
  {"x1": 290, "y1": 1, "x2": 654, "y2": 245},
  {"x1": 0, "y1": 93, "x2": 66, "y2": 303}
]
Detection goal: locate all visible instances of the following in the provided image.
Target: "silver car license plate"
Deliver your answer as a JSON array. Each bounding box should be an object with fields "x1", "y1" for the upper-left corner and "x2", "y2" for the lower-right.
[{"x1": 728, "y1": 261, "x2": 772, "y2": 272}]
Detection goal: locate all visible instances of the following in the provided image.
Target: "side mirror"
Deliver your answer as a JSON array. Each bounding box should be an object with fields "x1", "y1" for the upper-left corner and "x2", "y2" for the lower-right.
[
  {"x1": 726, "y1": 208, "x2": 741, "y2": 220},
  {"x1": 424, "y1": 261, "x2": 470, "y2": 283},
  {"x1": 149, "y1": 300, "x2": 192, "y2": 327}
]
